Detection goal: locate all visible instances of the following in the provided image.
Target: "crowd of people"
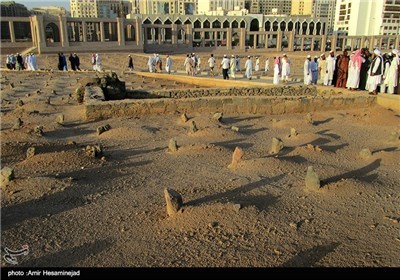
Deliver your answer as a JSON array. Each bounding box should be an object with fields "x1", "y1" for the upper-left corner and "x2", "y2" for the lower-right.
[
  {"x1": 4, "y1": 48, "x2": 399, "y2": 95},
  {"x1": 5, "y1": 53, "x2": 38, "y2": 71},
  {"x1": 298, "y1": 48, "x2": 399, "y2": 95}
]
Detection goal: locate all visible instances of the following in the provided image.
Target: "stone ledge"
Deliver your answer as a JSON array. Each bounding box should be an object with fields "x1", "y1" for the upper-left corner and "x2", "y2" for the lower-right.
[
  {"x1": 376, "y1": 93, "x2": 400, "y2": 112},
  {"x1": 85, "y1": 93, "x2": 377, "y2": 120}
]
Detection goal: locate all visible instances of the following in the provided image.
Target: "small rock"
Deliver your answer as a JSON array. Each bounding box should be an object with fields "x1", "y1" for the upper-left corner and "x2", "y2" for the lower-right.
[
  {"x1": 26, "y1": 147, "x2": 36, "y2": 159},
  {"x1": 85, "y1": 144, "x2": 103, "y2": 158},
  {"x1": 164, "y1": 188, "x2": 183, "y2": 217},
  {"x1": 233, "y1": 204, "x2": 241, "y2": 212},
  {"x1": 270, "y1": 137, "x2": 284, "y2": 154},
  {"x1": 189, "y1": 121, "x2": 198, "y2": 134},
  {"x1": 306, "y1": 113, "x2": 314, "y2": 124},
  {"x1": 271, "y1": 118, "x2": 278, "y2": 123},
  {"x1": 15, "y1": 98, "x2": 24, "y2": 107},
  {"x1": 181, "y1": 113, "x2": 188, "y2": 123},
  {"x1": 305, "y1": 166, "x2": 320, "y2": 191},
  {"x1": 359, "y1": 148, "x2": 372, "y2": 159},
  {"x1": 36, "y1": 89, "x2": 41, "y2": 94},
  {"x1": 1, "y1": 167, "x2": 15, "y2": 187},
  {"x1": 67, "y1": 140, "x2": 76, "y2": 145},
  {"x1": 25, "y1": 93, "x2": 31, "y2": 97},
  {"x1": 231, "y1": 126, "x2": 240, "y2": 132},
  {"x1": 45, "y1": 97, "x2": 51, "y2": 105},
  {"x1": 289, "y1": 222, "x2": 297, "y2": 228},
  {"x1": 289, "y1": 128, "x2": 298, "y2": 137},
  {"x1": 228, "y1": 146, "x2": 244, "y2": 168},
  {"x1": 307, "y1": 144, "x2": 315, "y2": 150},
  {"x1": 168, "y1": 139, "x2": 178, "y2": 152},
  {"x1": 52, "y1": 90, "x2": 57, "y2": 95},
  {"x1": 97, "y1": 124, "x2": 111, "y2": 135},
  {"x1": 212, "y1": 112, "x2": 223, "y2": 121},
  {"x1": 56, "y1": 114, "x2": 64, "y2": 125},
  {"x1": 315, "y1": 146, "x2": 322, "y2": 152},
  {"x1": 9, "y1": 83, "x2": 14, "y2": 89},
  {"x1": 12, "y1": 118, "x2": 23, "y2": 130},
  {"x1": 34, "y1": 126, "x2": 44, "y2": 136},
  {"x1": 208, "y1": 222, "x2": 218, "y2": 228}
]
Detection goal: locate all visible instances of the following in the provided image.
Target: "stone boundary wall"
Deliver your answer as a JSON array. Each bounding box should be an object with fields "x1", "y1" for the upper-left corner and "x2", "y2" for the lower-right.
[
  {"x1": 376, "y1": 93, "x2": 400, "y2": 112},
  {"x1": 85, "y1": 93, "x2": 377, "y2": 120},
  {"x1": 149, "y1": 86, "x2": 318, "y2": 99}
]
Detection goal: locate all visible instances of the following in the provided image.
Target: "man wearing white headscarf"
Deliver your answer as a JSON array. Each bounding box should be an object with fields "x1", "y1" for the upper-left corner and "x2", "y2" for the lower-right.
[
  {"x1": 304, "y1": 55, "x2": 312, "y2": 85},
  {"x1": 347, "y1": 49, "x2": 366, "y2": 90},
  {"x1": 366, "y1": 49, "x2": 384, "y2": 94},
  {"x1": 281, "y1": 54, "x2": 290, "y2": 83},
  {"x1": 244, "y1": 56, "x2": 253, "y2": 80},
  {"x1": 318, "y1": 54, "x2": 327, "y2": 85},
  {"x1": 384, "y1": 49, "x2": 399, "y2": 94},
  {"x1": 326, "y1": 51, "x2": 336, "y2": 85},
  {"x1": 147, "y1": 56, "x2": 154, "y2": 72},
  {"x1": 255, "y1": 56, "x2": 260, "y2": 71}
]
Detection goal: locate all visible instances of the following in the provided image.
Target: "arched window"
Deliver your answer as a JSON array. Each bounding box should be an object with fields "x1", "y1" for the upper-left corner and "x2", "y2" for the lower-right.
[
  {"x1": 250, "y1": 19, "x2": 259, "y2": 31},
  {"x1": 45, "y1": 23, "x2": 60, "y2": 42}
]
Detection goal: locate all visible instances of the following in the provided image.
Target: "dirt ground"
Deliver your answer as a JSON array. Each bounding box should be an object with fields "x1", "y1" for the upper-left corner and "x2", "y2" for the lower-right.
[{"x1": 1, "y1": 70, "x2": 400, "y2": 267}]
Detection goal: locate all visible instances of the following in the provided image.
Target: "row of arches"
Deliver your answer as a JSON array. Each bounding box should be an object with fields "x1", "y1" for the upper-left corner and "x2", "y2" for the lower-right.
[{"x1": 142, "y1": 17, "x2": 326, "y2": 36}]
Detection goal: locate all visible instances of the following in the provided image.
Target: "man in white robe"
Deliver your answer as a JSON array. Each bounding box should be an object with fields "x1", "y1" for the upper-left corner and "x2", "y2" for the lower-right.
[
  {"x1": 255, "y1": 57, "x2": 260, "y2": 71},
  {"x1": 244, "y1": 56, "x2": 253, "y2": 80},
  {"x1": 265, "y1": 58, "x2": 270, "y2": 73},
  {"x1": 165, "y1": 55, "x2": 172, "y2": 74},
  {"x1": 304, "y1": 55, "x2": 312, "y2": 85},
  {"x1": 147, "y1": 56, "x2": 154, "y2": 72},
  {"x1": 347, "y1": 49, "x2": 365, "y2": 90},
  {"x1": 384, "y1": 49, "x2": 399, "y2": 94},
  {"x1": 318, "y1": 54, "x2": 327, "y2": 85},
  {"x1": 281, "y1": 55, "x2": 290, "y2": 83},
  {"x1": 230, "y1": 55, "x2": 236, "y2": 79},
  {"x1": 366, "y1": 49, "x2": 384, "y2": 95},
  {"x1": 95, "y1": 54, "x2": 101, "y2": 72},
  {"x1": 326, "y1": 51, "x2": 336, "y2": 85},
  {"x1": 273, "y1": 57, "x2": 281, "y2": 85}
]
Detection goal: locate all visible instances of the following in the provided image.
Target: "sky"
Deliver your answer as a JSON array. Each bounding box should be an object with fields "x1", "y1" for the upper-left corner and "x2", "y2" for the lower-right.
[{"x1": 15, "y1": 1, "x2": 70, "y2": 10}]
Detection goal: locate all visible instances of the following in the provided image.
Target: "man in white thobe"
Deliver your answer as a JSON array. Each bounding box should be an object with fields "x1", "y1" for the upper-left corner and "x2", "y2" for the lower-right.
[
  {"x1": 384, "y1": 49, "x2": 399, "y2": 94},
  {"x1": 346, "y1": 49, "x2": 365, "y2": 90},
  {"x1": 255, "y1": 57, "x2": 260, "y2": 71},
  {"x1": 304, "y1": 55, "x2": 312, "y2": 85},
  {"x1": 281, "y1": 55, "x2": 290, "y2": 83},
  {"x1": 326, "y1": 51, "x2": 336, "y2": 85},
  {"x1": 165, "y1": 55, "x2": 172, "y2": 74},
  {"x1": 245, "y1": 56, "x2": 253, "y2": 80},
  {"x1": 366, "y1": 49, "x2": 384, "y2": 95},
  {"x1": 230, "y1": 55, "x2": 236, "y2": 79}
]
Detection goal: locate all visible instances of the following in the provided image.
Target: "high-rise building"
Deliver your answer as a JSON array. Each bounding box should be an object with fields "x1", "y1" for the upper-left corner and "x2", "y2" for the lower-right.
[
  {"x1": 138, "y1": 0, "x2": 197, "y2": 15},
  {"x1": 70, "y1": 0, "x2": 132, "y2": 18},
  {"x1": 198, "y1": 0, "x2": 245, "y2": 15},
  {"x1": 334, "y1": 0, "x2": 400, "y2": 36},
  {"x1": 0, "y1": 1, "x2": 30, "y2": 17},
  {"x1": 291, "y1": 0, "x2": 313, "y2": 16},
  {"x1": 312, "y1": 0, "x2": 336, "y2": 34},
  {"x1": 31, "y1": 6, "x2": 68, "y2": 16},
  {"x1": 249, "y1": 0, "x2": 292, "y2": 15}
]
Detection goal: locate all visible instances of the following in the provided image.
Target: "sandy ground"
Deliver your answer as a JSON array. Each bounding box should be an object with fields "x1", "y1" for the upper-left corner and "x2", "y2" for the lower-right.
[{"x1": 1, "y1": 69, "x2": 400, "y2": 267}]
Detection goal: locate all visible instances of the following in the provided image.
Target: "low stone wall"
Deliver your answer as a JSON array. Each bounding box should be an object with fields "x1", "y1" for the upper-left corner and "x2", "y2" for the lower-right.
[
  {"x1": 85, "y1": 92, "x2": 376, "y2": 120},
  {"x1": 376, "y1": 93, "x2": 400, "y2": 112},
  {"x1": 149, "y1": 86, "x2": 318, "y2": 99}
]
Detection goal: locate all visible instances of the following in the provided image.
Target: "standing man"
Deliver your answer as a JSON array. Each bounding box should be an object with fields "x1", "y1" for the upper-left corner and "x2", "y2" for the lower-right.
[
  {"x1": 230, "y1": 55, "x2": 236, "y2": 79},
  {"x1": 318, "y1": 54, "x2": 327, "y2": 85},
  {"x1": 384, "y1": 49, "x2": 399, "y2": 94},
  {"x1": 326, "y1": 51, "x2": 336, "y2": 85},
  {"x1": 95, "y1": 53, "x2": 102, "y2": 72},
  {"x1": 336, "y1": 50, "x2": 350, "y2": 88},
  {"x1": 245, "y1": 56, "x2": 253, "y2": 80},
  {"x1": 208, "y1": 54, "x2": 216, "y2": 77},
  {"x1": 74, "y1": 53, "x2": 81, "y2": 70},
  {"x1": 265, "y1": 58, "x2": 270, "y2": 73},
  {"x1": 311, "y1": 56, "x2": 319, "y2": 84},
  {"x1": 236, "y1": 55, "x2": 241, "y2": 72},
  {"x1": 165, "y1": 55, "x2": 172, "y2": 74},
  {"x1": 347, "y1": 49, "x2": 365, "y2": 90},
  {"x1": 128, "y1": 55, "x2": 134, "y2": 71},
  {"x1": 69, "y1": 53, "x2": 76, "y2": 71},
  {"x1": 220, "y1": 54, "x2": 230, "y2": 80},
  {"x1": 91, "y1": 54, "x2": 97, "y2": 71},
  {"x1": 147, "y1": 55, "x2": 154, "y2": 72},
  {"x1": 184, "y1": 54, "x2": 192, "y2": 76},
  {"x1": 255, "y1": 56, "x2": 260, "y2": 71},
  {"x1": 366, "y1": 49, "x2": 384, "y2": 95},
  {"x1": 281, "y1": 54, "x2": 290, "y2": 83},
  {"x1": 16, "y1": 53, "x2": 24, "y2": 71},
  {"x1": 273, "y1": 56, "x2": 281, "y2": 84},
  {"x1": 304, "y1": 55, "x2": 312, "y2": 85}
]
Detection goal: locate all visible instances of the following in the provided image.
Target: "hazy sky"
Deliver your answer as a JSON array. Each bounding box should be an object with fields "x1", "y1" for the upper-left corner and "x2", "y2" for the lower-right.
[{"x1": 15, "y1": 1, "x2": 70, "y2": 10}]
